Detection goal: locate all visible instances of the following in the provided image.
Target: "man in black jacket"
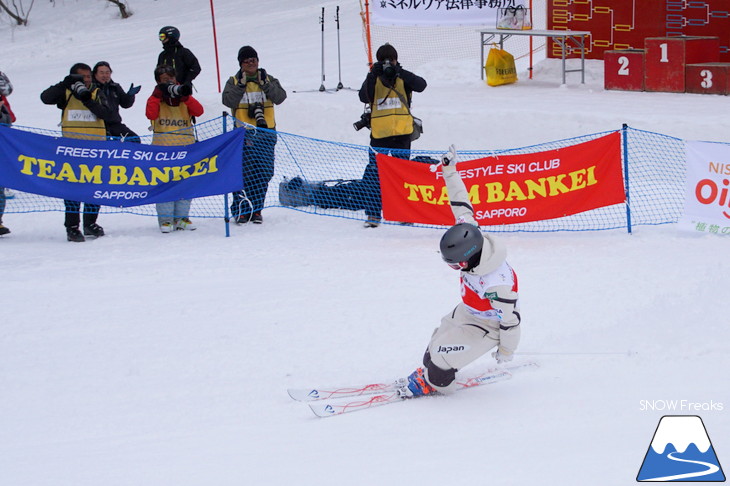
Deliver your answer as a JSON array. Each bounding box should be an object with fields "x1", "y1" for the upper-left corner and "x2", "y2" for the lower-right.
[
  {"x1": 157, "y1": 26, "x2": 201, "y2": 88},
  {"x1": 92, "y1": 61, "x2": 140, "y2": 141},
  {"x1": 358, "y1": 43, "x2": 427, "y2": 227},
  {"x1": 41, "y1": 63, "x2": 114, "y2": 242}
]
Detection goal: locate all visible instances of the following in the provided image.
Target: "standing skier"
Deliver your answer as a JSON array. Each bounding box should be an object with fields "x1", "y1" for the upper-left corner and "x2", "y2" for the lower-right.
[{"x1": 404, "y1": 145, "x2": 521, "y2": 397}]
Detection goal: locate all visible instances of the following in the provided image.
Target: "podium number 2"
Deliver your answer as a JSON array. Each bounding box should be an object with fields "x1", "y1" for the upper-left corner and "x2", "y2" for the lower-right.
[
  {"x1": 700, "y1": 69, "x2": 713, "y2": 88},
  {"x1": 659, "y1": 43, "x2": 669, "y2": 63},
  {"x1": 618, "y1": 56, "x2": 630, "y2": 75}
]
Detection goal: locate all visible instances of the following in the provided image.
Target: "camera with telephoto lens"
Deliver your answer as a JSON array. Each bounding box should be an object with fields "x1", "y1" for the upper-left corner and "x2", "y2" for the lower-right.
[
  {"x1": 353, "y1": 105, "x2": 371, "y2": 131},
  {"x1": 166, "y1": 83, "x2": 184, "y2": 97},
  {"x1": 70, "y1": 80, "x2": 91, "y2": 100},
  {"x1": 248, "y1": 102, "x2": 267, "y2": 128}
]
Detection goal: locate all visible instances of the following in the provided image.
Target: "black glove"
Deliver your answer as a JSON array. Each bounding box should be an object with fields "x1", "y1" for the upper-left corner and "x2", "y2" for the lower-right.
[
  {"x1": 178, "y1": 83, "x2": 193, "y2": 96},
  {"x1": 258, "y1": 68, "x2": 268, "y2": 84},
  {"x1": 127, "y1": 83, "x2": 141, "y2": 96},
  {"x1": 371, "y1": 62, "x2": 383, "y2": 77},
  {"x1": 63, "y1": 74, "x2": 84, "y2": 89}
]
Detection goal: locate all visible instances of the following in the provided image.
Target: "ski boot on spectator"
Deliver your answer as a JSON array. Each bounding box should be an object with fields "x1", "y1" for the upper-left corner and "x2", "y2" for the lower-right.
[{"x1": 83, "y1": 223, "x2": 105, "y2": 238}]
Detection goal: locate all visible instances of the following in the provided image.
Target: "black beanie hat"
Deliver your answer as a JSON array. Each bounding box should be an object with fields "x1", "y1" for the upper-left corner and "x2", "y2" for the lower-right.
[
  {"x1": 376, "y1": 43, "x2": 398, "y2": 63},
  {"x1": 237, "y1": 46, "x2": 258, "y2": 63}
]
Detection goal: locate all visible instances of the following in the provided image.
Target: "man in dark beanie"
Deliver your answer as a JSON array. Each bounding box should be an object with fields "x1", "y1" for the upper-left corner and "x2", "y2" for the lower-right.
[
  {"x1": 222, "y1": 45, "x2": 287, "y2": 224},
  {"x1": 358, "y1": 43, "x2": 427, "y2": 227},
  {"x1": 157, "y1": 26, "x2": 201, "y2": 88}
]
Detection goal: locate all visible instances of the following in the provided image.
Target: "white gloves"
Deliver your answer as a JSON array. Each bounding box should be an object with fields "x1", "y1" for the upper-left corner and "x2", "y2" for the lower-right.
[
  {"x1": 441, "y1": 144, "x2": 457, "y2": 167},
  {"x1": 492, "y1": 347, "x2": 513, "y2": 364}
]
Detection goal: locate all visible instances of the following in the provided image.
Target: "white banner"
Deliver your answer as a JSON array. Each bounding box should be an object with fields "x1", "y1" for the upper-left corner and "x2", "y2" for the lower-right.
[
  {"x1": 680, "y1": 140, "x2": 730, "y2": 235},
  {"x1": 371, "y1": 0, "x2": 525, "y2": 27}
]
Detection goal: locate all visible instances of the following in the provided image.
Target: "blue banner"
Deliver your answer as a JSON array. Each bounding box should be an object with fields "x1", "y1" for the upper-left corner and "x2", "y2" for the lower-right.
[{"x1": 0, "y1": 125, "x2": 245, "y2": 207}]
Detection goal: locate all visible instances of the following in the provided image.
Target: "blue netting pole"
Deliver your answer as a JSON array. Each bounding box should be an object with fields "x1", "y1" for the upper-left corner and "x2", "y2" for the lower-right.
[
  {"x1": 622, "y1": 123, "x2": 632, "y2": 234},
  {"x1": 222, "y1": 112, "x2": 231, "y2": 237}
]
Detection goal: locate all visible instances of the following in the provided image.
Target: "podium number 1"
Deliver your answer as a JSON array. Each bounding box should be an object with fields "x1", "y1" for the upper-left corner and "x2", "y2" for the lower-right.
[{"x1": 659, "y1": 43, "x2": 669, "y2": 63}]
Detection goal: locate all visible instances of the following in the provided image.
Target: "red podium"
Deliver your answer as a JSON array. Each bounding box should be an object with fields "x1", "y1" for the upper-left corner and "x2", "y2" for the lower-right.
[
  {"x1": 604, "y1": 49, "x2": 645, "y2": 91},
  {"x1": 686, "y1": 63, "x2": 730, "y2": 95},
  {"x1": 644, "y1": 36, "x2": 720, "y2": 92}
]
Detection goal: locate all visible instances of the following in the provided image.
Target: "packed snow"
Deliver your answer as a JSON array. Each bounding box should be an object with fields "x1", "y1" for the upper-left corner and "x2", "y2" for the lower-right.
[{"x1": 1, "y1": 1, "x2": 728, "y2": 485}]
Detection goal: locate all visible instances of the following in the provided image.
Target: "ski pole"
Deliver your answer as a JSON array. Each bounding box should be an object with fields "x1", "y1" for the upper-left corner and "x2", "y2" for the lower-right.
[
  {"x1": 335, "y1": 5, "x2": 343, "y2": 90},
  {"x1": 319, "y1": 7, "x2": 326, "y2": 92}
]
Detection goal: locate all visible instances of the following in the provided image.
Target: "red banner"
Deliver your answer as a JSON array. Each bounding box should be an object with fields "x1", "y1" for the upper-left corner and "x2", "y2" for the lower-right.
[{"x1": 377, "y1": 132, "x2": 626, "y2": 226}]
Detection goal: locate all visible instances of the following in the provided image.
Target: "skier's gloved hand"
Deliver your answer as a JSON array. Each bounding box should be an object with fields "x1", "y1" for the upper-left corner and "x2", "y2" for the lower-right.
[
  {"x1": 127, "y1": 83, "x2": 141, "y2": 96},
  {"x1": 492, "y1": 347, "x2": 513, "y2": 364},
  {"x1": 441, "y1": 144, "x2": 457, "y2": 166}
]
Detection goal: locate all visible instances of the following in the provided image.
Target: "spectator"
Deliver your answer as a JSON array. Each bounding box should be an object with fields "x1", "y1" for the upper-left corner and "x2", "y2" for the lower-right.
[
  {"x1": 40, "y1": 63, "x2": 114, "y2": 242},
  {"x1": 222, "y1": 45, "x2": 287, "y2": 224},
  {"x1": 146, "y1": 65, "x2": 204, "y2": 233},
  {"x1": 0, "y1": 70, "x2": 15, "y2": 236},
  {"x1": 358, "y1": 43, "x2": 427, "y2": 227},
  {"x1": 157, "y1": 26, "x2": 201, "y2": 88},
  {"x1": 92, "y1": 61, "x2": 141, "y2": 141}
]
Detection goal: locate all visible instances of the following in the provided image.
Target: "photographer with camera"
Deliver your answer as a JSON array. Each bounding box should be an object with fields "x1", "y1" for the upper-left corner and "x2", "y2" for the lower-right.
[
  {"x1": 92, "y1": 61, "x2": 141, "y2": 142},
  {"x1": 0, "y1": 70, "x2": 16, "y2": 236},
  {"x1": 222, "y1": 45, "x2": 287, "y2": 224},
  {"x1": 358, "y1": 43, "x2": 426, "y2": 228},
  {"x1": 41, "y1": 63, "x2": 115, "y2": 242},
  {"x1": 146, "y1": 65, "x2": 204, "y2": 233}
]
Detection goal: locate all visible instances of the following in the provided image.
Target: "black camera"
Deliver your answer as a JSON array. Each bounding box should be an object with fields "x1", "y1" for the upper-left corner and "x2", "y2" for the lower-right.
[
  {"x1": 353, "y1": 105, "x2": 372, "y2": 131},
  {"x1": 382, "y1": 59, "x2": 396, "y2": 79},
  {"x1": 248, "y1": 102, "x2": 267, "y2": 128},
  {"x1": 70, "y1": 80, "x2": 91, "y2": 101}
]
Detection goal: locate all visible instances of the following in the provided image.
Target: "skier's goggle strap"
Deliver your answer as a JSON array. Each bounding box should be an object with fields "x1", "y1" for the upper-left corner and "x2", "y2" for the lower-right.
[{"x1": 447, "y1": 261, "x2": 469, "y2": 270}]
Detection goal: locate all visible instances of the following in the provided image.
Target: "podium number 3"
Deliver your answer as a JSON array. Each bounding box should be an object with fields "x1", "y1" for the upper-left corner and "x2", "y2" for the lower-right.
[{"x1": 700, "y1": 69, "x2": 714, "y2": 88}]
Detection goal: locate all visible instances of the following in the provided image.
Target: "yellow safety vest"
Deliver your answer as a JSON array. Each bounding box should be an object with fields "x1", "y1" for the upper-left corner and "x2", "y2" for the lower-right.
[
  {"x1": 151, "y1": 102, "x2": 195, "y2": 146},
  {"x1": 231, "y1": 76, "x2": 276, "y2": 129},
  {"x1": 369, "y1": 77, "x2": 413, "y2": 140},
  {"x1": 61, "y1": 89, "x2": 106, "y2": 141}
]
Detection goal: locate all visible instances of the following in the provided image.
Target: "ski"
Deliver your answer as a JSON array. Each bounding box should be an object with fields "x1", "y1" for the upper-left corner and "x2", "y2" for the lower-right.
[{"x1": 291, "y1": 361, "x2": 538, "y2": 418}]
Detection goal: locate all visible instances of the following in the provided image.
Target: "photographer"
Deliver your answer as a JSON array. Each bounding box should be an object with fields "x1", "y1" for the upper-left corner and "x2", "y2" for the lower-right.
[
  {"x1": 92, "y1": 61, "x2": 141, "y2": 142},
  {"x1": 0, "y1": 70, "x2": 16, "y2": 236},
  {"x1": 358, "y1": 43, "x2": 426, "y2": 227},
  {"x1": 146, "y1": 65, "x2": 203, "y2": 233},
  {"x1": 41, "y1": 63, "x2": 114, "y2": 242},
  {"x1": 222, "y1": 45, "x2": 287, "y2": 224}
]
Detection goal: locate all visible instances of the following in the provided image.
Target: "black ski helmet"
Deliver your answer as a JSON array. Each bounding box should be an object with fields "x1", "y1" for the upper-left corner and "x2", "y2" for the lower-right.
[
  {"x1": 439, "y1": 223, "x2": 483, "y2": 270},
  {"x1": 159, "y1": 26, "x2": 180, "y2": 43}
]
